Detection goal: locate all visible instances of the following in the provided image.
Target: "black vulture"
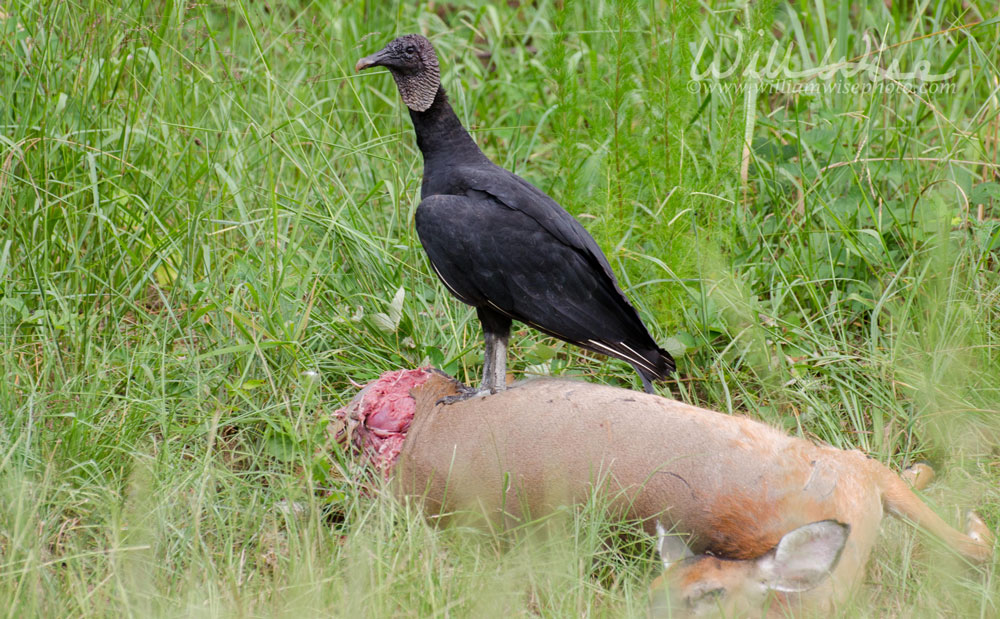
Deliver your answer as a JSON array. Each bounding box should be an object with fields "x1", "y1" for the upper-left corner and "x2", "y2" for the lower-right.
[{"x1": 356, "y1": 34, "x2": 674, "y2": 396}]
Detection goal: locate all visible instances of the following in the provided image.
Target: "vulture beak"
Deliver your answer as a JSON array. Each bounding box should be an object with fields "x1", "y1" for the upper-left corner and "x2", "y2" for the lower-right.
[{"x1": 355, "y1": 50, "x2": 387, "y2": 72}]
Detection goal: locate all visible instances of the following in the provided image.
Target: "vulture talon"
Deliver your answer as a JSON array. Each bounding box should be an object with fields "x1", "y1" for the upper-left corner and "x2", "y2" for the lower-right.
[{"x1": 436, "y1": 384, "x2": 489, "y2": 406}]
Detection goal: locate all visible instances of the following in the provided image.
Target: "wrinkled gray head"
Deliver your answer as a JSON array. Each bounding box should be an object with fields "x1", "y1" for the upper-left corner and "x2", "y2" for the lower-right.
[{"x1": 356, "y1": 34, "x2": 441, "y2": 112}]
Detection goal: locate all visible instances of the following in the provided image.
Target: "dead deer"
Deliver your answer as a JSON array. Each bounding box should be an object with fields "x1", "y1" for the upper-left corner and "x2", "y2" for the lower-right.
[{"x1": 337, "y1": 369, "x2": 994, "y2": 616}]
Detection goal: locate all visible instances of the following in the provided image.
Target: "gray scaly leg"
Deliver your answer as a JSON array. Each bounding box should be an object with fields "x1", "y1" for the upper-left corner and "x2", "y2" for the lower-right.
[
  {"x1": 438, "y1": 307, "x2": 511, "y2": 405},
  {"x1": 481, "y1": 329, "x2": 510, "y2": 393}
]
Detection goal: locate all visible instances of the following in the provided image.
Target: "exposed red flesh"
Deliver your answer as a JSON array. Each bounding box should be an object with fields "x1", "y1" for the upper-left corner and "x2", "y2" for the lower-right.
[{"x1": 334, "y1": 367, "x2": 434, "y2": 476}]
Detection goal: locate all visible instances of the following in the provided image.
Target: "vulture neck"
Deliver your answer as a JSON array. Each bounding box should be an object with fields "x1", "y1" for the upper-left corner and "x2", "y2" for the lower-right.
[{"x1": 409, "y1": 86, "x2": 487, "y2": 165}]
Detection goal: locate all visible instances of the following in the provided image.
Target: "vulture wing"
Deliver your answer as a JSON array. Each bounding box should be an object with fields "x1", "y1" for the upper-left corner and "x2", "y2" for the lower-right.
[{"x1": 415, "y1": 167, "x2": 674, "y2": 380}]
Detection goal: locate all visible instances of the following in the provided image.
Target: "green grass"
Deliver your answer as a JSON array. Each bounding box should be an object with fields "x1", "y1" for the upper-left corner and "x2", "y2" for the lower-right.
[{"x1": 1, "y1": 0, "x2": 999, "y2": 616}]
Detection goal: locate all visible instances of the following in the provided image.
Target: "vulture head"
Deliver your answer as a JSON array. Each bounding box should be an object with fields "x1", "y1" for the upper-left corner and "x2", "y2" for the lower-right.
[{"x1": 356, "y1": 34, "x2": 441, "y2": 112}]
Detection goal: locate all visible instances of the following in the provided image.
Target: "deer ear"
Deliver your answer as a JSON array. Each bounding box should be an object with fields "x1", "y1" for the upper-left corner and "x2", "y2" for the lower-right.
[
  {"x1": 656, "y1": 520, "x2": 694, "y2": 568},
  {"x1": 756, "y1": 520, "x2": 850, "y2": 593}
]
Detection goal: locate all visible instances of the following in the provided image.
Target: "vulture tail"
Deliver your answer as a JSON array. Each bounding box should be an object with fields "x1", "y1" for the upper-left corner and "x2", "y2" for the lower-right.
[{"x1": 585, "y1": 339, "x2": 675, "y2": 392}]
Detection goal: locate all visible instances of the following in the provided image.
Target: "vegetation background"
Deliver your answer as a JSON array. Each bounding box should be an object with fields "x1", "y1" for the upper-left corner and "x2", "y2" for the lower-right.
[{"x1": 1, "y1": 0, "x2": 998, "y2": 615}]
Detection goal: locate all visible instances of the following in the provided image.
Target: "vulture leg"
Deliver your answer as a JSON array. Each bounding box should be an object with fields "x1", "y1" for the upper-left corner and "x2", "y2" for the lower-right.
[
  {"x1": 437, "y1": 307, "x2": 512, "y2": 405},
  {"x1": 478, "y1": 306, "x2": 512, "y2": 393}
]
